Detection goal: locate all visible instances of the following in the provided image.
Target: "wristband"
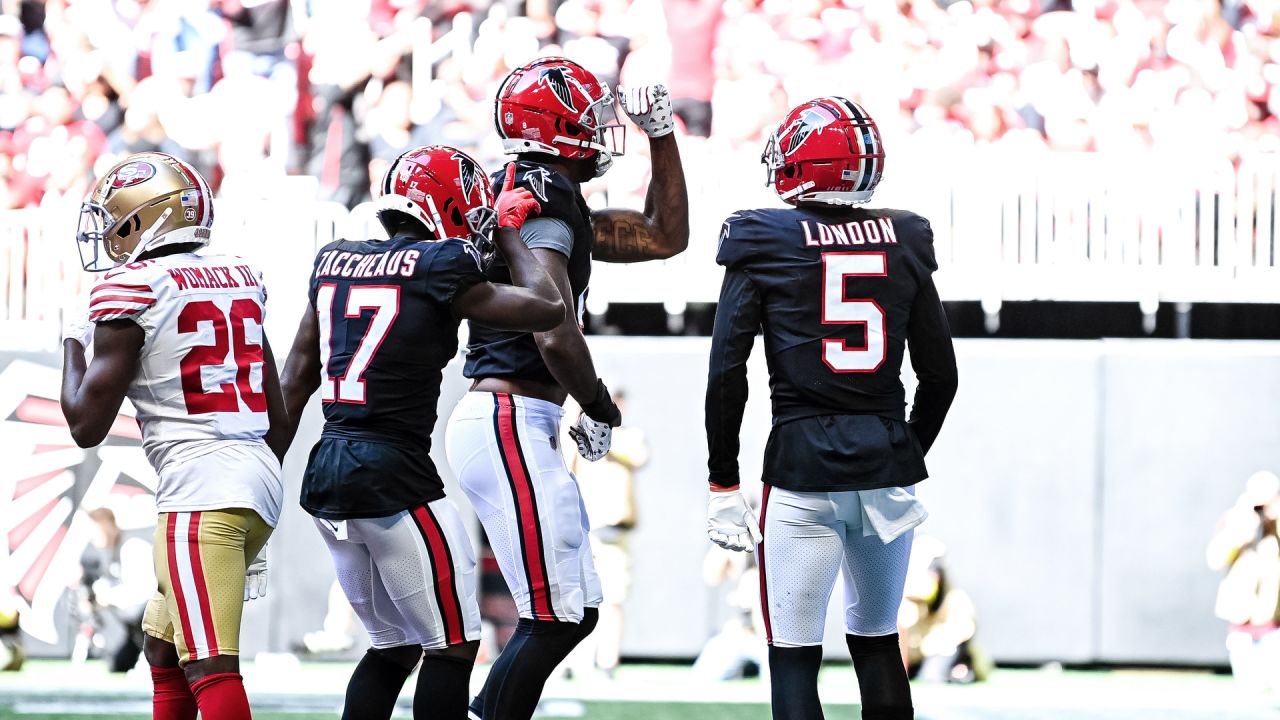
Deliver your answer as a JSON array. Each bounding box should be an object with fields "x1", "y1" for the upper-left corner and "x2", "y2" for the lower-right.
[{"x1": 581, "y1": 379, "x2": 622, "y2": 427}]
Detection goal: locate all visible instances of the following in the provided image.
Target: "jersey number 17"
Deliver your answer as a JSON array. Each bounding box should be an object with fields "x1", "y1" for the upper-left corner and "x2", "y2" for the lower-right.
[{"x1": 315, "y1": 284, "x2": 401, "y2": 404}]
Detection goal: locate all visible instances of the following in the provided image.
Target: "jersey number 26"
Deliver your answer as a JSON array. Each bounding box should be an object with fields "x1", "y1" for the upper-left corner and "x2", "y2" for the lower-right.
[{"x1": 178, "y1": 299, "x2": 267, "y2": 413}]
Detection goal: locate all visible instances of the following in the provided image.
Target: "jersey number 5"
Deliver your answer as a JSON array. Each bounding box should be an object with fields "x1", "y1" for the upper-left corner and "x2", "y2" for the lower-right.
[
  {"x1": 316, "y1": 284, "x2": 401, "y2": 404},
  {"x1": 821, "y1": 252, "x2": 887, "y2": 373},
  {"x1": 177, "y1": 299, "x2": 267, "y2": 413}
]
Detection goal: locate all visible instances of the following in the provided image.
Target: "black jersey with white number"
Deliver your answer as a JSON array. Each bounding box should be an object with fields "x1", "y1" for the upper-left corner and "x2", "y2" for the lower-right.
[
  {"x1": 302, "y1": 234, "x2": 484, "y2": 519},
  {"x1": 463, "y1": 161, "x2": 592, "y2": 384},
  {"x1": 705, "y1": 206, "x2": 957, "y2": 492}
]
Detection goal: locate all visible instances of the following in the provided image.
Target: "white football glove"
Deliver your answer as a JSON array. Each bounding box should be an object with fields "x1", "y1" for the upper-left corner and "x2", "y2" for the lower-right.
[
  {"x1": 569, "y1": 412, "x2": 613, "y2": 462},
  {"x1": 617, "y1": 84, "x2": 674, "y2": 138},
  {"x1": 706, "y1": 488, "x2": 762, "y2": 553},
  {"x1": 62, "y1": 312, "x2": 94, "y2": 350},
  {"x1": 244, "y1": 546, "x2": 268, "y2": 602}
]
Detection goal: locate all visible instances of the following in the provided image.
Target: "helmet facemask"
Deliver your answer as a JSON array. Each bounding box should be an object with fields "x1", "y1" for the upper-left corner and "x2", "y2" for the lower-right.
[
  {"x1": 465, "y1": 204, "x2": 498, "y2": 269},
  {"x1": 761, "y1": 131, "x2": 785, "y2": 189},
  {"x1": 75, "y1": 200, "x2": 180, "y2": 271},
  {"x1": 76, "y1": 201, "x2": 119, "y2": 272},
  {"x1": 578, "y1": 88, "x2": 625, "y2": 177}
]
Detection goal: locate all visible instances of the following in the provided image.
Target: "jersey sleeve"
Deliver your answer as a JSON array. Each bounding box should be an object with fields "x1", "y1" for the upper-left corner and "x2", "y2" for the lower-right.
[
  {"x1": 906, "y1": 274, "x2": 957, "y2": 454},
  {"x1": 88, "y1": 267, "x2": 160, "y2": 324},
  {"x1": 715, "y1": 211, "x2": 767, "y2": 270},
  {"x1": 705, "y1": 267, "x2": 764, "y2": 489},
  {"x1": 425, "y1": 239, "x2": 486, "y2": 306},
  {"x1": 521, "y1": 217, "x2": 575, "y2": 258},
  {"x1": 899, "y1": 211, "x2": 939, "y2": 274},
  {"x1": 246, "y1": 262, "x2": 268, "y2": 307}
]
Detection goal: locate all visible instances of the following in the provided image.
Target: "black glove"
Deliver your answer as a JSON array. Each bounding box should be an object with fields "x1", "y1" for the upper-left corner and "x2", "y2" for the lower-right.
[{"x1": 580, "y1": 379, "x2": 622, "y2": 427}]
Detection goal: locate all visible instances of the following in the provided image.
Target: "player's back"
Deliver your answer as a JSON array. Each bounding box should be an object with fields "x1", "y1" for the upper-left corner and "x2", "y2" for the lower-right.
[
  {"x1": 89, "y1": 252, "x2": 272, "y2": 465},
  {"x1": 463, "y1": 161, "x2": 593, "y2": 385},
  {"x1": 309, "y1": 234, "x2": 484, "y2": 446},
  {"x1": 717, "y1": 205, "x2": 938, "y2": 423},
  {"x1": 303, "y1": 234, "x2": 485, "y2": 519}
]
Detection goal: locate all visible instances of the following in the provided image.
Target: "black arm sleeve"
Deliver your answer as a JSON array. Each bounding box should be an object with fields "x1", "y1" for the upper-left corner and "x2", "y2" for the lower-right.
[
  {"x1": 906, "y1": 275, "x2": 958, "y2": 454},
  {"x1": 705, "y1": 269, "x2": 763, "y2": 489}
]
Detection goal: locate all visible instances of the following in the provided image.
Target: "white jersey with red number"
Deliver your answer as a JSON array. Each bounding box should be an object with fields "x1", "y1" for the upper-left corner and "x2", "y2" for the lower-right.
[{"x1": 89, "y1": 252, "x2": 283, "y2": 526}]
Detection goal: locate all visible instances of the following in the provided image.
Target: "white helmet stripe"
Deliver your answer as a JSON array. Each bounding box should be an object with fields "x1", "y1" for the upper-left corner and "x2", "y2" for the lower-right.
[
  {"x1": 832, "y1": 96, "x2": 858, "y2": 120},
  {"x1": 196, "y1": 168, "x2": 213, "y2": 225}
]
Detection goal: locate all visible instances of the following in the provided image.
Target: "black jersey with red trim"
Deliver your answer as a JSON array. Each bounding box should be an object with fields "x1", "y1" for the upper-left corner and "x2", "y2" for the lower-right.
[
  {"x1": 705, "y1": 206, "x2": 958, "y2": 492},
  {"x1": 463, "y1": 160, "x2": 592, "y2": 384},
  {"x1": 302, "y1": 234, "x2": 485, "y2": 519}
]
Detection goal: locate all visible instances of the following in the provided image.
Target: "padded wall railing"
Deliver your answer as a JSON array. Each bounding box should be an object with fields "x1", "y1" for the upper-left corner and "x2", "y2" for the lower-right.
[{"x1": 3, "y1": 151, "x2": 1277, "y2": 326}]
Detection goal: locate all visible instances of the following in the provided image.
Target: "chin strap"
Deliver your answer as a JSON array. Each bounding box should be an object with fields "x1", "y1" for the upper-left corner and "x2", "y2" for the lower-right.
[
  {"x1": 797, "y1": 190, "x2": 875, "y2": 206},
  {"x1": 778, "y1": 181, "x2": 816, "y2": 201},
  {"x1": 127, "y1": 207, "x2": 174, "y2": 262}
]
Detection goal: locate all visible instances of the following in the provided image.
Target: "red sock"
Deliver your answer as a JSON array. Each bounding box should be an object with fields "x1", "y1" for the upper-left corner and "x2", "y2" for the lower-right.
[
  {"x1": 151, "y1": 666, "x2": 197, "y2": 720},
  {"x1": 190, "y1": 672, "x2": 252, "y2": 720}
]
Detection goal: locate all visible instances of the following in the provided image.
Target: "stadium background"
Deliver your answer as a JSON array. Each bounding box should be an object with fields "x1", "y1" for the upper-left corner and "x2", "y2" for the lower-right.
[{"x1": 3, "y1": 0, "x2": 1280, "y2": 717}]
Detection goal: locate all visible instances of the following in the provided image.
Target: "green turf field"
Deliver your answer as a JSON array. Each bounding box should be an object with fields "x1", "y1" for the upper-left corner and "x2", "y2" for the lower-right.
[
  {"x1": 0, "y1": 703, "x2": 826, "y2": 720},
  {"x1": 1, "y1": 659, "x2": 1278, "y2": 719}
]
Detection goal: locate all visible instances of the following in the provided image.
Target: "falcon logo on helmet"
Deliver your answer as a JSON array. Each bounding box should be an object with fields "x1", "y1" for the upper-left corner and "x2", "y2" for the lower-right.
[
  {"x1": 763, "y1": 97, "x2": 885, "y2": 207},
  {"x1": 539, "y1": 67, "x2": 582, "y2": 112},
  {"x1": 453, "y1": 151, "x2": 486, "y2": 205},
  {"x1": 782, "y1": 108, "x2": 831, "y2": 156}
]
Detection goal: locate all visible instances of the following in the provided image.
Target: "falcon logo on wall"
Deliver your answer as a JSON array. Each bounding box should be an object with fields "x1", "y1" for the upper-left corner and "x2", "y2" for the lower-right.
[{"x1": 0, "y1": 359, "x2": 157, "y2": 644}]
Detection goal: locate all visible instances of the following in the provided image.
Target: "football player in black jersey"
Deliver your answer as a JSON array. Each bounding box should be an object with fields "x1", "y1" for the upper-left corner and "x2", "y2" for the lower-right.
[
  {"x1": 704, "y1": 98, "x2": 959, "y2": 720},
  {"x1": 278, "y1": 147, "x2": 564, "y2": 720},
  {"x1": 445, "y1": 57, "x2": 689, "y2": 720}
]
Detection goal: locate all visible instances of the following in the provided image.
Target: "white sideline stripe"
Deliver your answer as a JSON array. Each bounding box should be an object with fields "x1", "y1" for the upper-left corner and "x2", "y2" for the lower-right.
[{"x1": 172, "y1": 512, "x2": 211, "y2": 660}]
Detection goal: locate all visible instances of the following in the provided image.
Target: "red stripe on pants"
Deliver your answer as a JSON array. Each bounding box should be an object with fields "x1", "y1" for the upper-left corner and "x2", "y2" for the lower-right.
[
  {"x1": 186, "y1": 512, "x2": 219, "y2": 658},
  {"x1": 412, "y1": 506, "x2": 465, "y2": 646},
  {"x1": 495, "y1": 396, "x2": 555, "y2": 620},
  {"x1": 166, "y1": 514, "x2": 198, "y2": 656},
  {"x1": 758, "y1": 485, "x2": 773, "y2": 645}
]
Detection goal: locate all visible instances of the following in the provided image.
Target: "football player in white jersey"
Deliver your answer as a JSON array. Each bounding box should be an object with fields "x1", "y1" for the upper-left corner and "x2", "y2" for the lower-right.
[{"x1": 60, "y1": 152, "x2": 287, "y2": 720}]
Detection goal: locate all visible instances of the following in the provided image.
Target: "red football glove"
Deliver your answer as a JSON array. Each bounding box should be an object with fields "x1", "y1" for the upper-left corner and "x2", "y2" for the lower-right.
[{"x1": 495, "y1": 163, "x2": 541, "y2": 230}]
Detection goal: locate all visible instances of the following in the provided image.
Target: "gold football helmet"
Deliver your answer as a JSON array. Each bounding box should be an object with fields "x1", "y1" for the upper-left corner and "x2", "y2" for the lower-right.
[{"x1": 76, "y1": 152, "x2": 214, "y2": 271}]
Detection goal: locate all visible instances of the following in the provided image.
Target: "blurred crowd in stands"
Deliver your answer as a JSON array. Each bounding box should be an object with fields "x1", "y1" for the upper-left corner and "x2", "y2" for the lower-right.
[{"x1": 1, "y1": 0, "x2": 1279, "y2": 211}]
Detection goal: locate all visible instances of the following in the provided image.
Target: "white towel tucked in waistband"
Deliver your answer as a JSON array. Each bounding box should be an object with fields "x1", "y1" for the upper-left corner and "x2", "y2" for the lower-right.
[{"x1": 858, "y1": 486, "x2": 927, "y2": 543}]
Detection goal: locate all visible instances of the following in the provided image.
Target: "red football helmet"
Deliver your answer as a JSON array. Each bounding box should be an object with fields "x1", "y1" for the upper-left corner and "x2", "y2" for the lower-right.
[
  {"x1": 375, "y1": 145, "x2": 496, "y2": 247},
  {"x1": 763, "y1": 97, "x2": 885, "y2": 206},
  {"x1": 494, "y1": 56, "x2": 624, "y2": 177}
]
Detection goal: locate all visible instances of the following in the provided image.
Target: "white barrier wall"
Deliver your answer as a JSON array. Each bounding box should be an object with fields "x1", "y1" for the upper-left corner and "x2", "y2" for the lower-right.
[
  {"x1": 4, "y1": 151, "x2": 1280, "y2": 330},
  {"x1": 5, "y1": 337, "x2": 1275, "y2": 665}
]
